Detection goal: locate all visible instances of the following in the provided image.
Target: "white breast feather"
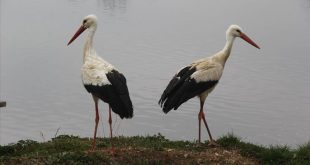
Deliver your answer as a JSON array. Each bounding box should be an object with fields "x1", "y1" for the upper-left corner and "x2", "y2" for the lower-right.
[
  {"x1": 82, "y1": 54, "x2": 115, "y2": 86},
  {"x1": 190, "y1": 63, "x2": 223, "y2": 83}
]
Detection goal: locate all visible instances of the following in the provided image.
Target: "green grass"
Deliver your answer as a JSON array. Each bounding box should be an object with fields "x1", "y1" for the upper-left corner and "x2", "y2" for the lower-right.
[
  {"x1": 0, "y1": 133, "x2": 310, "y2": 164},
  {"x1": 0, "y1": 135, "x2": 110, "y2": 164},
  {"x1": 217, "y1": 133, "x2": 310, "y2": 165},
  {"x1": 112, "y1": 133, "x2": 202, "y2": 151}
]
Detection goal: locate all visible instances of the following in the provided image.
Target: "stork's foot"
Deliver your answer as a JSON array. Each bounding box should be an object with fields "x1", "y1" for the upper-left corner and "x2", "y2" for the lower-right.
[
  {"x1": 86, "y1": 147, "x2": 96, "y2": 154},
  {"x1": 91, "y1": 146, "x2": 96, "y2": 151},
  {"x1": 91, "y1": 140, "x2": 97, "y2": 150},
  {"x1": 109, "y1": 147, "x2": 116, "y2": 155},
  {"x1": 208, "y1": 140, "x2": 219, "y2": 147},
  {"x1": 87, "y1": 146, "x2": 96, "y2": 153}
]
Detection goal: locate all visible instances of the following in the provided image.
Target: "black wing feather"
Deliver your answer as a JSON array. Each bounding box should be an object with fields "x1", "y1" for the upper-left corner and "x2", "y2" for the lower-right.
[
  {"x1": 159, "y1": 66, "x2": 218, "y2": 113},
  {"x1": 84, "y1": 69, "x2": 133, "y2": 119},
  {"x1": 162, "y1": 79, "x2": 218, "y2": 112},
  {"x1": 106, "y1": 70, "x2": 134, "y2": 118},
  {"x1": 158, "y1": 66, "x2": 195, "y2": 105}
]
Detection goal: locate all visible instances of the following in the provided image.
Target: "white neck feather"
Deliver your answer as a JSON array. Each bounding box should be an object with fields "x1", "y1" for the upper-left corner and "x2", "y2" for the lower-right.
[
  {"x1": 216, "y1": 34, "x2": 236, "y2": 65},
  {"x1": 83, "y1": 26, "x2": 97, "y2": 63}
]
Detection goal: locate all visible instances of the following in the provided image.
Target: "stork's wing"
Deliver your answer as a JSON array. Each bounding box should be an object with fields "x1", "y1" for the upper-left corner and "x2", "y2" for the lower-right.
[
  {"x1": 158, "y1": 66, "x2": 195, "y2": 105},
  {"x1": 83, "y1": 69, "x2": 133, "y2": 119},
  {"x1": 106, "y1": 70, "x2": 134, "y2": 118},
  {"x1": 159, "y1": 63, "x2": 222, "y2": 113},
  {"x1": 106, "y1": 70, "x2": 129, "y2": 95}
]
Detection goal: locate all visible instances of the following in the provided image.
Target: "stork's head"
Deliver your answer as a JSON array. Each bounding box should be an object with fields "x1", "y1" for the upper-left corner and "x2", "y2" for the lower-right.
[
  {"x1": 226, "y1": 25, "x2": 260, "y2": 49},
  {"x1": 67, "y1": 14, "x2": 98, "y2": 46},
  {"x1": 82, "y1": 15, "x2": 98, "y2": 29}
]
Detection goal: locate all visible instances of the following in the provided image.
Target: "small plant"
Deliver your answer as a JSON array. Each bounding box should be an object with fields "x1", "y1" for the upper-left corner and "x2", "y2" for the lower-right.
[{"x1": 0, "y1": 145, "x2": 15, "y2": 156}]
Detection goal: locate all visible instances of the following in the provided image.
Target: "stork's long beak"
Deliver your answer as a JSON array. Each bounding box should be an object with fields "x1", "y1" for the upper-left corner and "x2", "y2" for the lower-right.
[
  {"x1": 67, "y1": 25, "x2": 86, "y2": 46},
  {"x1": 240, "y1": 32, "x2": 260, "y2": 49}
]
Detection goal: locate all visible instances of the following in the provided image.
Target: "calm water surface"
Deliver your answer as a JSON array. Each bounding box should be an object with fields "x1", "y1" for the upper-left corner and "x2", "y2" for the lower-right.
[{"x1": 1, "y1": 0, "x2": 310, "y2": 147}]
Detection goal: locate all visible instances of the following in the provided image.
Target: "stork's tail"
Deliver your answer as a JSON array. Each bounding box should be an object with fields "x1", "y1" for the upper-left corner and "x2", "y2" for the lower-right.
[
  {"x1": 161, "y1": 96, "x2": 183, "y2": 114},
  {"x1": 109, "y1": 94, "x2": 133, "y2": 119}
]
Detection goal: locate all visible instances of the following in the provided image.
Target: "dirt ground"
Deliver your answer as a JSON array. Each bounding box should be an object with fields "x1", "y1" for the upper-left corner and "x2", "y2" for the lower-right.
[{"x1": 97, "y1": 146, "x2": 259, "y2": 165}]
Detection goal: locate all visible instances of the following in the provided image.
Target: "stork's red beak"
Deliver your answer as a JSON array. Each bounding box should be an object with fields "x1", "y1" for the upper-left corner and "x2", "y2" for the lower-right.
[
  {"x1": 67, "y1": 25, "x2": 86, "y2": 46},
  {"x1": 240, "y1": 32, "x2": 260, "y2": 49}
]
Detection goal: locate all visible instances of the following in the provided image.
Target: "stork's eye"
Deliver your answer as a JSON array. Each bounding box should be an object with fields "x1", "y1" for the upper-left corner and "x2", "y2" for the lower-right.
[
  {"x1": 83, "y1": 20, "x2": 87, "y2": 24},
  {"x1": 236, "y1": 29, "x2": 241, "y2": 33}
]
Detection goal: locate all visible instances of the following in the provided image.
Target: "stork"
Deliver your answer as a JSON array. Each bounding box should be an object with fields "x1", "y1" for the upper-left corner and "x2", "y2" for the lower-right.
[
  {"x1": 158, "y1": 25, "x2": 260, "y2": 145},
  {"x1": 67, "y1": 14, "x2": 133, "y2": 150}
]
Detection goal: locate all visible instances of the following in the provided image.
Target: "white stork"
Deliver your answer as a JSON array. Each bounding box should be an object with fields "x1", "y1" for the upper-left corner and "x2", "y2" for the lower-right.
[
  {"x1": 159, "y1": 25, "x2": 260, "y2": 145},
  {"x1": 67, "y1": 14, "x2": 133, "y2": 150}
]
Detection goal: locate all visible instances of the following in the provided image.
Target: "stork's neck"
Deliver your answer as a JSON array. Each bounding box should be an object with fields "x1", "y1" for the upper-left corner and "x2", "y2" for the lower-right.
[
  {"x1": 217, "y1": 35, "x2": 235, "y2": 65},
  {"x1": 83, "y1": 26, "x2": 97, "y2": 62}
]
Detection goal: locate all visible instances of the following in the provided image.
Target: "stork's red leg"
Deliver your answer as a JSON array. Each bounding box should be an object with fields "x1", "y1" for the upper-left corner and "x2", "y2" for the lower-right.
[
  {"x1": 200, "y1": 99, "x2": 218, "y2": 146},
  {"x1": 92, "y1": 97, "x2": 99, "y2": 150},
  {"x1": 200, "y1": 110, "x2": 213, "y2": 141},
  {"x1": 198, "y1": 111, "x2": 202, "y2": 143},
  {"x1": 199, "y1": 99, "x2": 218, "y2": 146},
  {"x1": 108, "y1": 106, "x2": 113, "y2": 138},
  {"x1": 108, "y1": 106, "x2": 115, "y2": 152},
  {"x1": 201, "y1": 112, "x2": 218, "y2": 146},
  {"x1": 198, "y1": 99, "x2": 205, "y2": 143}
]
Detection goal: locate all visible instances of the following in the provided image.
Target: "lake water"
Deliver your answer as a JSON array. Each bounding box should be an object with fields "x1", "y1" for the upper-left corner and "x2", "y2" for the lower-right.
[{"x1": 1, "y1": 0, "x2": 310, "y2": 147}]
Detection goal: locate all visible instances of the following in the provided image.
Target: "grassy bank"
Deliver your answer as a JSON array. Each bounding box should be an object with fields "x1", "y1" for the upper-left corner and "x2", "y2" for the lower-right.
[{"x1": 0, "y1": 134, "x2": 309, "y2": 164}]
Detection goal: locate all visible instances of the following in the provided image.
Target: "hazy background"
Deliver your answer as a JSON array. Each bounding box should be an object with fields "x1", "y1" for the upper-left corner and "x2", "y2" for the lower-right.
[{"x1": 0, "y1": 0, "x2": 310, "y2": 147}]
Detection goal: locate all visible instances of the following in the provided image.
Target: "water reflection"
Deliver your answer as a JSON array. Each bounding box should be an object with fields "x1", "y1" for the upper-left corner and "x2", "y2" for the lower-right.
[{"x1": 97, "y1": 0, "x2": 127, "y2": 13}]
